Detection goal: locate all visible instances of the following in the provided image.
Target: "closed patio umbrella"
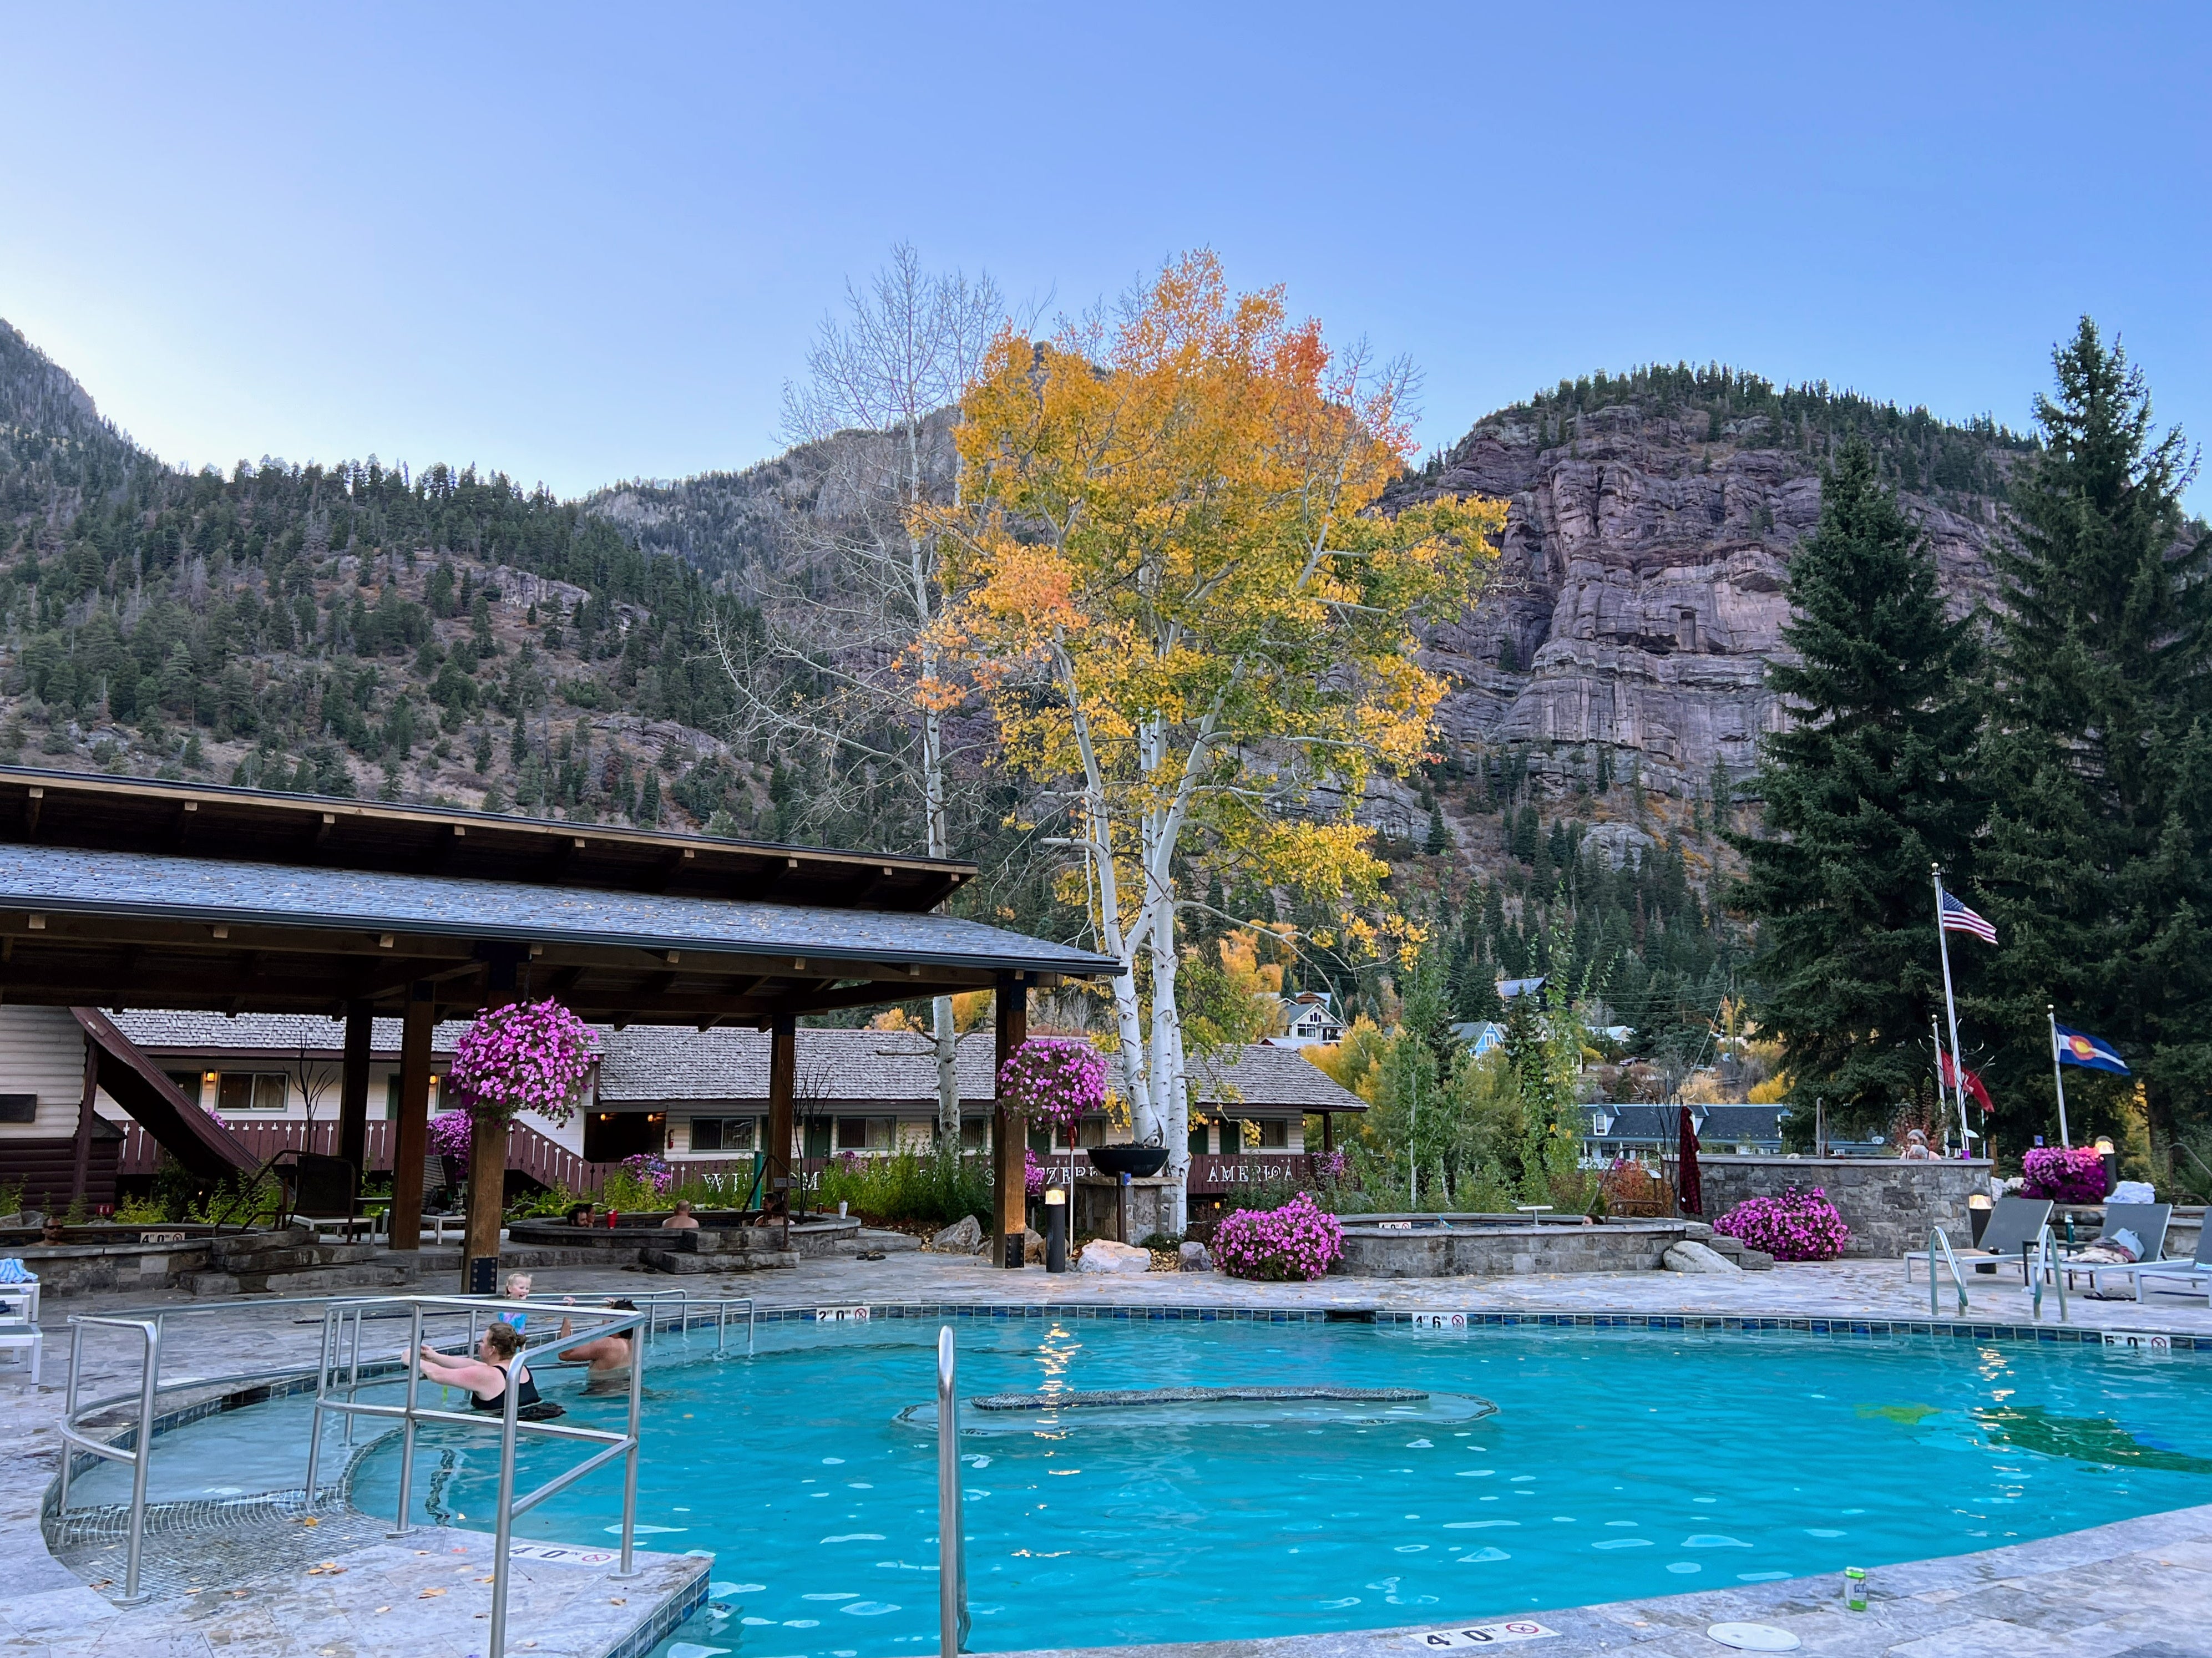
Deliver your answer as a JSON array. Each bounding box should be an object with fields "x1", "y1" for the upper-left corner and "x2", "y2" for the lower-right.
[{"x1": 1676, "y1": 1104, "x2": 1703, "y2": 1217}]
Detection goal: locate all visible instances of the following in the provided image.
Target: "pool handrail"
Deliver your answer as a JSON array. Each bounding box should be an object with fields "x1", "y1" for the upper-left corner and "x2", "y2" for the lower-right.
[
  {"x1": 1927, "y1": 1225, "x2": 1970, "y2": 1317},
  {"x1": 937, "y1": 1326, "x2": 968, "y2": 1656},
  {"x1": 55, "y1": 1314, "x2": 161, "y2": 1603},
  {"x1": 2027, "y1": 1225, "x2": 2069, "y2": 1324},
  {"x1": 305, "y1": 1292, "x2": 649, "y2": 1658}
]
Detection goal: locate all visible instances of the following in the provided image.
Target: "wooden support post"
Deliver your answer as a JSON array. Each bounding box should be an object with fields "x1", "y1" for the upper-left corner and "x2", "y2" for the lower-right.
[
  {"x1": 69, "y1": 1035, "x2": 98, "y2": 1208},
  {"x1": 991, "y1": 976, "x2": 1029, "y2": 1270},
  {"x1": 388, "y1": 983, "x2": 434, "y2": 1253},
  {"x1": 338, "y1": 999, "x2": 372, "y2": 1174},
  {"x1": 765, "y1": 1013, "x2": 796, "y2": 1223},
  {"x1": 1322, "y1": 1110, "x2": 1335, "y2": 1156},
  {"x1": 464, "y1": 953, "x2": 522, "y2": 1294}
]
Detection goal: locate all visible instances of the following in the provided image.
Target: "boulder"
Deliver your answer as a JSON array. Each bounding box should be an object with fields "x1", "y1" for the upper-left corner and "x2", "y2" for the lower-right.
[
  {"x1": 1076, "y1": 1239, "x2": 1152, "y2": 1275},
  {"x1": 931, "y1": 1215, "x2": 984, "y2": 1254},
  {"x1": 1177, "y1": 1241, "x2": 1213, "y2": 1273},
  {"x1": 1662, "y1": 1240, "x2": 1743, "y2": 1274},
  {"x1": 1023, "y1": 1228, "x2": 1047, "y2": 1266}
]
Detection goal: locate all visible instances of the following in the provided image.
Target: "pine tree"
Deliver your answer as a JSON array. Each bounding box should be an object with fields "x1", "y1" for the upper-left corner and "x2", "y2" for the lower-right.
[
  {"x1": 1424, "y1": 805, "x2": 1450, "y2": 856},
  {"x1": 1980, "y1": 321, "x2": 2212, "y2": 1145},
  {"x1": 1733, "y1": 437, "x2": 1983, "y2": 1129}
]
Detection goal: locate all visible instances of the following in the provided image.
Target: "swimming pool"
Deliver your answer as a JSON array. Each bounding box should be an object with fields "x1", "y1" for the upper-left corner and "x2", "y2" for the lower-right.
[
  {"x1": 347, "y1": 1316, "x2": 2212, "y2": 1657},
  {"x1": 85, "y1": 1316, "x2": 2212, "y2": 1657}
]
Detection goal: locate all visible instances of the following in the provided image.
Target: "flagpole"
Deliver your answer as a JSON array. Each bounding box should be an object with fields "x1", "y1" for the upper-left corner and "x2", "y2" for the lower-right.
[
  {"x1": 1931, "y1": 865, "x2": 1971, "y2": 1157},
  {"x1": 2047, "y1": 1004, "x2": 2071, "y2": 1149},
  {"x1": 1931, "y1": 1016, "x2": 1947, "y2": 1152}
]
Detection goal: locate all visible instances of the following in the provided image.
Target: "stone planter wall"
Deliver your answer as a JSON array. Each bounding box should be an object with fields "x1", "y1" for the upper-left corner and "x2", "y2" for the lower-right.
[
  {"x1": 1695, "y1": 1155, "x2": 1992, "y2": 1259},
  {"x1": 1334, "y1": 1219, "x2": 1688, "y2": 1279}
]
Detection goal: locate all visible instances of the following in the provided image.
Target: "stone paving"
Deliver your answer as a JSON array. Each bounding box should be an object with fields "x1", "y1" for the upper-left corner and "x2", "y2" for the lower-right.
[{"x1": 1, "y1": 1246, "x2": 2208, "y2": 1656}]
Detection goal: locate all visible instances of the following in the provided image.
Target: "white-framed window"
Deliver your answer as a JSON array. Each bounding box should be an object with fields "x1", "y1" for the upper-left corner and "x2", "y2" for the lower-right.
[
  {"x1": 1050, "y1": 1115, "x2": 1108, "y2": 1150},
  {"x1": 216, "y1": 1072, "x2": 288, "y2": 1112},
  {"x1": 835, "y1": 1117, "x2": 896, "y2": 1152},
  {"x1": 689, "y1": 1116, "x2": 757, "y2": 1153}
]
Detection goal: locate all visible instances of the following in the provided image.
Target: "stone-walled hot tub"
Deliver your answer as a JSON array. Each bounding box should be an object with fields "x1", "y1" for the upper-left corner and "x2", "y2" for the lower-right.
[{"x1": 1334, "y1": 1214, "x2": 1689, "y2": 1277}]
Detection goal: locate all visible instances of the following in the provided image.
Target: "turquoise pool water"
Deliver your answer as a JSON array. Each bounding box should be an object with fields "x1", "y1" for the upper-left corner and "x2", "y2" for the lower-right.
[{"x1": 328, "y1": 1319, "x2": 2212, "y2": 1657}]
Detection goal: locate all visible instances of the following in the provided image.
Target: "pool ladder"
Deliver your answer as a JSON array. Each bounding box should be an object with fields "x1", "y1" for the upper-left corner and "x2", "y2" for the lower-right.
[{"x1": 1926, "y1": 1225, "x2": 1969, "y2": 1318}]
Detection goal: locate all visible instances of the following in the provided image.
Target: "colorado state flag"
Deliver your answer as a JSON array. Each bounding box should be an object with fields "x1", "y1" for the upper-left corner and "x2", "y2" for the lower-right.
[{"x1": 2054, "y1": 1024, "x2": 2130, "y2": 1075}]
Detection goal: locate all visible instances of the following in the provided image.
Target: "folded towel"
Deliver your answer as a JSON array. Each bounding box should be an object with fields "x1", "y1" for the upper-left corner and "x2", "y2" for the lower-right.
[
  {"x1": 0, "y1": 1258, "x2": 31, "y2": 1284},
  {"x1": 2109, "y1": 1180, "x2": 2156, "y2": 1204}
]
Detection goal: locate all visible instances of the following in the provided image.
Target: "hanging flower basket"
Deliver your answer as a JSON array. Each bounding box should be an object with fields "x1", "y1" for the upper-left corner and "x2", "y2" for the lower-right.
[
  {"x1": 428, "y1": 1111, "x2": 474, "y2": 1159},
  {"x1": 996, "y1": 1037, "x2": 1108, "y2": 1132},
  {"x1": 447, "y1": 1000, "x2": 598, "y2": 1124}
]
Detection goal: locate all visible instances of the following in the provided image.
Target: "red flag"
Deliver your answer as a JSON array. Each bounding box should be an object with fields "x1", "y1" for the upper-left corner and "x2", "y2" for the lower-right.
[{"x1": 1938, "y1": 1051, "x2": 1993, "y2": 1113}]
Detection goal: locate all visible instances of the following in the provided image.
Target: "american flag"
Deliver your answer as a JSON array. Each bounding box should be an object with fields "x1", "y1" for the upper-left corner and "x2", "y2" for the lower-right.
[{"x1": 1940, "y1": 891, "x2": 1997, "y2": 945}]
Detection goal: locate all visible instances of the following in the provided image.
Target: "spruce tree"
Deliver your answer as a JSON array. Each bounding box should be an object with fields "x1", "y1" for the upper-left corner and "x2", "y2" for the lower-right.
[
  {"x1": 1734, "y1": 438, "x2": 1983, "y2": 1129},
  {"x1": 1980, "y1": 320, "x2": 2212, "y2": 1145}
]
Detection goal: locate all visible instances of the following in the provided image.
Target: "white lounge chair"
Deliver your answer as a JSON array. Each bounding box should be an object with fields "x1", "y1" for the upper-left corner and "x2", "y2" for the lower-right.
[
  {"x1": 2055, "y1": 1202, "x2": 2171, "y2": 1291},
  {"x1": 2081, "y1": 1219, "x2": 2212, "y2": 1302},
  {"x1": 0, "y1": 1279, "x2": 41, "y2": 1385},
  {"x1": 1905, "y1": 1195, "x2": 2053, "y2": 1285}
]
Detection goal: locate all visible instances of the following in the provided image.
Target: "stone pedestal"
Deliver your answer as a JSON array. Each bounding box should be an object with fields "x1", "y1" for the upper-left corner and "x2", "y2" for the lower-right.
[{"x1": 1074, "y1": 1175, "x2": 1175, "y2": 1243}]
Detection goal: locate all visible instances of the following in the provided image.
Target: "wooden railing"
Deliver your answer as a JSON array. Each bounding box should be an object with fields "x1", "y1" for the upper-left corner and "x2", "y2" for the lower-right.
[{"x1": 114, "y1": 1118, "x2": 623, "y2": 1195}]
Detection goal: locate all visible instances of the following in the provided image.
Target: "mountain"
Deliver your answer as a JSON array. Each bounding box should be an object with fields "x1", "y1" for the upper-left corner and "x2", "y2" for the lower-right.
[
  {"x1": 0, "y1": 317, "x2": 769, "y2": 836},
  {"x1": 0, "y1": 323, "x2": 2039, "y2": 1040},
  {"x1": 1375, "y1": 365, "x2": 2032, "y2": 880}
]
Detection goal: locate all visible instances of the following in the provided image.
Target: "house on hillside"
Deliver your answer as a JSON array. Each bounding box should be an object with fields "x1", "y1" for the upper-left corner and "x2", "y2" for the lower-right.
[
  {"x1": 1262, "y1": 991, "x2": 1344, "y2": 1049},
  {"x1": 1496, "y1": 976, "x2": 1546, "y2": 1002}
]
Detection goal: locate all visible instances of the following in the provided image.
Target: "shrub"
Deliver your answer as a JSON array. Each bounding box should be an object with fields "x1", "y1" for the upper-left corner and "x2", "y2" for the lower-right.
[
  {"x1": 2021, "y1": 1145, "x2": 2108, "y2": 1204},
  {"x1": 813, "y1": 1146, "x2": 992, "y2": 1231},
  {"x1": 1214, "y1": 1190, "x2": 1344, "y2": 1281},
  {"x1": 1713, "y1": 1184, "x2": 1850, "y2": 1261}
]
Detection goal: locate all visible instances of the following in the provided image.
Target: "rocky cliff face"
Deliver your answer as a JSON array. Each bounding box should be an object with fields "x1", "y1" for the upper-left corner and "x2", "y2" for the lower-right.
[{"x1": 1407, "y1": 387, "x2": 2023, "y2": 803}]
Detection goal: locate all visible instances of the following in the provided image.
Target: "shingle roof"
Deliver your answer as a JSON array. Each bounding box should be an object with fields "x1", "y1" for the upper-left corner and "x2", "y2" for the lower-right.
[
  {"x1": 595, "y1": 1028, "x2": 1367, "y2": 1114},
  {"x1": 0, "y1": 843, "x2": 1118, "y2": 977},
  {"x1": 1580, "y1": 1103, "x2": 1785, "y2": 1140},
  {"x1": 110, "y1": 1010, "x2": 482, "y2": 1059}
]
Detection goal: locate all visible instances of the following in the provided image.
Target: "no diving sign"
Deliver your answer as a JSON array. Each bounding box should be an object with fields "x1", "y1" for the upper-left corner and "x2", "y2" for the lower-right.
[{"x1": 1409, "y1": 1620, "x2": 1557, "y2": 1647}]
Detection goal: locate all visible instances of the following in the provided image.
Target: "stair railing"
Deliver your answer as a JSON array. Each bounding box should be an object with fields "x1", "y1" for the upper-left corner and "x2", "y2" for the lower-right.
[
  {"x1": 1927, "y1": 1225, "x2": 1969, "y2": 1318},
  {"x1": 306, "y1": 1293, "x2": 646, "y2": 1658},
  {"x1": 55, "y1": 1294, "x2": 364, "y2": 1603}
]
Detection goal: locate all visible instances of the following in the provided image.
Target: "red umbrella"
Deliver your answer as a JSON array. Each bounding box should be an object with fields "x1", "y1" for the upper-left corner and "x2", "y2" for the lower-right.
[{"x1": 1676, "y1": 1104, "x2": 1703, "y2": 1218}]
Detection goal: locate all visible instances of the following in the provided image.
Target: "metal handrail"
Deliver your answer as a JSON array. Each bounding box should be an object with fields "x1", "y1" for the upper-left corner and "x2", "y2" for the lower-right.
[
  {"x1": 57, "y1": 1316, "x2": 161, "y2": 1603},
  {"x1": 305, "y1": 1294, "x2": 647, "y2": 1658},
  {"x1": 2027, "y1": 1225, "x2": 2069, "y2": 1323},
  {"x1": 1927, "y1": 1225, "x2": 1969, "y2": 1316},
  {"x1": 937, "y1": 1327, "x2": 968, "y2": 1656}
]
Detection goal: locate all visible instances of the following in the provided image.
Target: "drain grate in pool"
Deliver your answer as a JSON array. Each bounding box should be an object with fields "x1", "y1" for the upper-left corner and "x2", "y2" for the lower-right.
[{"x1": 969, "y1": 1385, "x2": 1433, "y2": 1411}]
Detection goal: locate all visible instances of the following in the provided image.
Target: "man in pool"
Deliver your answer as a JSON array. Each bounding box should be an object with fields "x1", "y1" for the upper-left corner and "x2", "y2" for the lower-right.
[
  {"x1": 662, "y1": 1200, "x2": 700, "y2": 1229},
  {"x1": 559, "y1": 1297, "x2": 640, "y2": 1392},
  {"x1": 565, "y1": 1200, "x2": 597, "y2": 1228}
]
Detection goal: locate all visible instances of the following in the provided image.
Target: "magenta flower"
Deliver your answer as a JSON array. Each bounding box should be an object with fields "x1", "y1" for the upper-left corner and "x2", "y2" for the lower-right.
[
  {"x1": 2021, "y1": 1145, "x2": 2107, "y2": 1204},
  {"x1": 997, "y1": 1037, "x2": 1108, "y2": 1132},
  {"x1": 1713, "y1": 1184, "x2": 1850, "y2": 1261},
  {"x1": 448, "y1": 999, "x2": 598, "y2": 1124},
  {"x1": 1214, "y1": 1191, "x2": 1343, "y2": 1282}
]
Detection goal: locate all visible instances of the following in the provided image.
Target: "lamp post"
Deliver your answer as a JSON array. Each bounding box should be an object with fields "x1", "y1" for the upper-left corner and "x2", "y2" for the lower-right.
[
  {"x1": 2094, "y1": 1135, "x2": 2118, "y2": 1196},
  {"x1": 1043, "y1": 1187, "x2": 1067, "y2": 1272}
]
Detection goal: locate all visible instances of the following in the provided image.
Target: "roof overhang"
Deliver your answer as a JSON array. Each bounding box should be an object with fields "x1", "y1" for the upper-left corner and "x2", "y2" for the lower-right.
[
  {"x1": 0, "y1": 768, "x2": 975, "y2": 912},
  {"x1": 0, "y1": 841, "x2": 1116, "y2": 1023}
]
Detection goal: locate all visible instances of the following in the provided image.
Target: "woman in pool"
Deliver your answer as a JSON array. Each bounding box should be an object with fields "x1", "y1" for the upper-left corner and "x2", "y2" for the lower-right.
[
  {"x1": 415, "y1": 1321, "x2": 564, "y2": 1419},
  {"x1": 558, "y1": 1297, "x2": 640, "y2": 1392}
]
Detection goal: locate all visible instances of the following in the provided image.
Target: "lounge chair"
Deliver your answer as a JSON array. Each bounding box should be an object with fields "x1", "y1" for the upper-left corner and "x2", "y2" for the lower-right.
[
  {"x1": 2054, "y1": 1203, "x2": 2171, "y2": 1291},
  {"x1": 0, "y1": 1278, "x2": 41, "y2": 1385},
  {"x1": 2079, "y1": 1217, "x2": 2210, "y2": 1302},
  {"x1": 1904, "y1": 1194, "x2": 2053, "y2": 1285}
]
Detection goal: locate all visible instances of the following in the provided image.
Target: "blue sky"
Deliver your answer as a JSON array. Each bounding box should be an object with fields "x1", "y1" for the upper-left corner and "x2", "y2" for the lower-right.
[{"x1": 4, "y1": 3, "x2": 2207, "y2": 505}]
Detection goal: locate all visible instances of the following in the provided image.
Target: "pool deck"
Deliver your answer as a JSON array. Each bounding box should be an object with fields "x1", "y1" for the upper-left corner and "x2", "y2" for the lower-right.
[{"x1": 2, "y1": 1249, "x2": 2209, "y2": 1657}]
